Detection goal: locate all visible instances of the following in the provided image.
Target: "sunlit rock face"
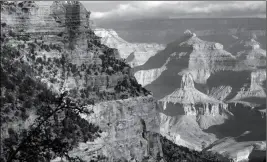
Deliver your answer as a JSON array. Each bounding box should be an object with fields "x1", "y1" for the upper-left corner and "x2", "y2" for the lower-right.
[
  {"x1": 159, "y1": 113, "x2": 218, "y2": 151},
  {"x1": 204, "y1": 137, "x2": 266, "y2": 162},
  {"x1": 75, "y1": 96, "x2": 163, "y2": 161},
  {"x1": 134, "y1": 67, "x2": 166, "y2": 87},
  {"x1": 94, "y1": 28, "x2": 165, "y2": 67},
  {"x1": 134, "y1": 58, "x2": 170, "y2": 87}
]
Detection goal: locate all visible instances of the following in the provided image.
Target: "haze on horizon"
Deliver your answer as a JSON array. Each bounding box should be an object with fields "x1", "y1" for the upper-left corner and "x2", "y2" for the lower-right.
[{"x1": 37, "y1": 1, "x2": 266, "y2": 21}]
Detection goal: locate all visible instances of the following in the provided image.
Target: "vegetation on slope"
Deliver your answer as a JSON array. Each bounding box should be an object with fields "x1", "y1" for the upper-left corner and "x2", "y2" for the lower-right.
[
  {"x1": 0, "y1": 1, "x2": 152, "y2": 161},
  {"x1": 160, "y1": 135, "x2": 231, "y2": 162},
  {"x1": 0, "y1": 43, "x2": 106, "y2": 162}
]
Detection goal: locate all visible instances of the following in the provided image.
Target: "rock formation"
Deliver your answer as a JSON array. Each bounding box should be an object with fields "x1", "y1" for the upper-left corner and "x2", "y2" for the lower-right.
[
  {"x1": 134, "y1": 30, "x2": 236, "y2": 89},
  {"x1": 1, "y1": 1, "x2": 163, "y2": 161},
  {"x1": 72, "y1": 96, "x2": 162, "y2": 161},
  {"x1": 2, "y1": 2, "x2": 266, "y2": 161},
  {"x1": 94, "y1": 28, "x2": 165, "y2": 67},
  {"x1": 158, "y1": 72, "x2": 228, "y2": 116},
  {"x1": 133, "y1": 30, "x2": 266, "y2": 161}
]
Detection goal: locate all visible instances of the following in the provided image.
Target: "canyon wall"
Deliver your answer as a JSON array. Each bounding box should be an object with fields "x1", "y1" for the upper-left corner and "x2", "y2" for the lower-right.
[
  {"x1": 71, "y1": 96, "x2": 163, "y2": 161},
  {"x1": 1, "y1": 1, "x2": 163, "y2": 161}
]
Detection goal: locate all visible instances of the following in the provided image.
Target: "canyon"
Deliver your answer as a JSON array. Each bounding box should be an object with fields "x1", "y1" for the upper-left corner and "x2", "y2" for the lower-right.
[
  {"x1": 1, "y1": 1, "x2": 266, "y2": 162},
  {"x1": 134, "y1": 30, "x2": 266, "y2": 161}
]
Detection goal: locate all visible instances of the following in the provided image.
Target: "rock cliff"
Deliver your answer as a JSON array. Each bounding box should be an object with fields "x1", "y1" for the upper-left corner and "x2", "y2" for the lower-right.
[
  {"x1": 1, "y1": 1, "x2": 163, "y2": 161},
  {"x1": 134, "y1": 58, "x2": 169, "y2": 87},
  {"x1": 94, "y1": 28, "x2": 165, "y2": 67},
  {"x1": 71, "y1": 96, "x2": 163, "y2": 161},
  {"x1": 134, "y1": 30, "x2": 236, "y2": 89}
]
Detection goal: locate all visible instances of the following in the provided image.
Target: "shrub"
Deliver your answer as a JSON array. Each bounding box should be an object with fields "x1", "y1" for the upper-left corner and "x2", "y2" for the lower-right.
[
  {"x1": 18, "y1": 93, "x2": 25, "y2": 101},
  {"x1": 49, "y1": 78, "x2": 57, "y2": 83},
  {"x1": 21, "y1": 110, "x2": 28, "y2": 120},
  {"x1": 23, "y1": 100, "x2": 32, "y2": 109},
  {"x1": 3, "y1": 107, "x2": 10, "y2": 113},
  {"x1": 6, "y1": 92, "x2": 15, "y2": 103},
  {"x1": 36, "y1": 57, "x2": 43, "y2": 64},
  {"x1": 8, "y1": 30, "x2": 16, "y2": 37}
]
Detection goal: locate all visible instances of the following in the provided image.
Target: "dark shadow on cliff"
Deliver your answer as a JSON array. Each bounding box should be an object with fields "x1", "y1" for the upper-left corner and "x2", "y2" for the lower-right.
[
  {"x1": 144, "y1": 70, "x2": 183, "y2": 100},
  {"x1": 248, "y1": 150, "x2": 266, "y2": 162},
  {"x1": 204, "y1": 103, "x2": 266, "y2": 142},
  {"x1": 157, "y1": 102, "x2": 187, "y2": 117},
  {"x1": 134, "y1": 34, "x2": 192, "y2": 72},
  {"x1": 143, "y1": 52, "x2": 193, "y2": 100},
  {"x1": 206, "y1": 70, "x2": 252, "y2": 100}
]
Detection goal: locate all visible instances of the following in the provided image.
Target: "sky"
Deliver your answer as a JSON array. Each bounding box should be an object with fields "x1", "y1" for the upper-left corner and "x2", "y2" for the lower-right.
[
  {"x1": 37, "y1": 1, "x2": 266, "y2": 20},
  {"x1": 82, "y1": 1, "x2": 266, "y2": 20}
]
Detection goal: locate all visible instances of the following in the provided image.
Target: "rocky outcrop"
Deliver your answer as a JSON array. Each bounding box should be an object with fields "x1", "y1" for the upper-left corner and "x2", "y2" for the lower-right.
[
  {"x1": 158, "y1": 72, "x2": 231, "y2": 131},
  {"x1": 94, "y1": 28, "x2": 165, "y2": 67},
  {"x1": 70, "y1": 96, "x2": 163, "y2": 161},
  {"x1": 160, "y1": 113, "x2": 218, "y2": 151},
  {"x1": 158, "y1": 72, "x2": 226, "y2": 115}
]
